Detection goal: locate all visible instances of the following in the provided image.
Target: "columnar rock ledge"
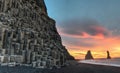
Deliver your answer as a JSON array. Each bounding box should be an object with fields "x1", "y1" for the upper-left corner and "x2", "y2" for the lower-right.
[{"x1": 0, "y1": 0, "x2": 72, "y2": 69}]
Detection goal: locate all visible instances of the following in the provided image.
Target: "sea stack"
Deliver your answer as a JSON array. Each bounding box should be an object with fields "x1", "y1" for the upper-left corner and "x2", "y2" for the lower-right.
[
  {"x1": 0, "y1": 0, "x2": 72, "y2": 69},
  {"x1": 107, "y1": 51, "x2": 111, "y2": 59},
  {"x1": 85, "y1": 50, "x2": 94, "y2": 60}
]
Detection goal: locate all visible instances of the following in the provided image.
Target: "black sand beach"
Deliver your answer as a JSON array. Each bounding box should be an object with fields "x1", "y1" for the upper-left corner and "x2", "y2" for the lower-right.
[
  {"x1": 48, "y1": 60, "x2": 120, "y2": 73},
  {"x1": 0, "y1": 61, "x2": 120, "y2": 73}
]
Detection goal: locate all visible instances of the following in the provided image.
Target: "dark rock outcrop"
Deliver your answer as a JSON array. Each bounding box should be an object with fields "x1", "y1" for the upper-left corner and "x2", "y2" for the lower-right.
[
  {"x1": 64, "y1": 48, "x2": 75, "y2": 60},
  {"x1": 36, "y1": 0, "x2": 47, "y2": 14},
  {"x1": 85, "y1": 50, "x2": 94, "y2": 60},
  {"x1": 0, "y1": 0, "x2": 72, "y2": 68},
  {"x1": 107, "y1": 51, "x2": 111, "y2": 59}
]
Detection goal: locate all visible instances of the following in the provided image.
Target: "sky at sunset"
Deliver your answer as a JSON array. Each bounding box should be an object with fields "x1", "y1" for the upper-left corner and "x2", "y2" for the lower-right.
[{"x1": 45, "y1": 0, "x2": 120, "y2": 59}]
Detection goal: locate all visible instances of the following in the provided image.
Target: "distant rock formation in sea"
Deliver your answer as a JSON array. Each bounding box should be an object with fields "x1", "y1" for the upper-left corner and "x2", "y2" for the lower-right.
[
  {"x1": 85, "y1": 50, "x2": 94, "y2": 60},
  {"x1": 107, "y1": 51, "x2": 111, "y2": 59}
]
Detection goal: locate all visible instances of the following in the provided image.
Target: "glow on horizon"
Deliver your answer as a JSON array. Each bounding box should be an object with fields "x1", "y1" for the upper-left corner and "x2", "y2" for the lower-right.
[
  {"x1": 59, "y1": 29, "x2": 120, "y2": 59},
  {"x1": 67, "y1": 48, "x2": 120, "y2": 59}
]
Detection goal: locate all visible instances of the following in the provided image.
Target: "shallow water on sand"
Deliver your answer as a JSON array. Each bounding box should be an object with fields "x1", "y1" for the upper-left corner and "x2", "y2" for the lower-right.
[{"x1": 79, "y1": 58, "x2": 120, "y2": 67}]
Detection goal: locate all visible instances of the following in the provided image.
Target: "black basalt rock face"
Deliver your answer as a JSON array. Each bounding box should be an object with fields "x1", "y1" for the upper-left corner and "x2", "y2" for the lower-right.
[
  {"x1": 0, "y1": 0, "x2": 72, "y2": 69},
  {"x1": 85, "y1": 50, "x2": 94, "y2": 60},
  {"x1": 35, "y1": 0, "x2": 47, "y2": 14}
]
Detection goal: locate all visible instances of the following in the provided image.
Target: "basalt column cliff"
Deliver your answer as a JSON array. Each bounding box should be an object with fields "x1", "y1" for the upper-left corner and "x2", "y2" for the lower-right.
[{"x1": 0, "y1": 0, "x2": 71, "y2": 68}]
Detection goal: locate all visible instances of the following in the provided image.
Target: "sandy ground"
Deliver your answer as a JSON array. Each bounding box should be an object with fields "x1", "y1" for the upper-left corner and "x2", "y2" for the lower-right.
[{"x1": 48, "y1": 60, "x2": 120, "y2": 73}]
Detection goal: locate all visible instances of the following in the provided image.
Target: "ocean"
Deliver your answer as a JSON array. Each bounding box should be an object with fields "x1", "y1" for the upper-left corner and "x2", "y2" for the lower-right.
[{"x1": 79, "y1": 58, "x2": 120, "y2": 67}]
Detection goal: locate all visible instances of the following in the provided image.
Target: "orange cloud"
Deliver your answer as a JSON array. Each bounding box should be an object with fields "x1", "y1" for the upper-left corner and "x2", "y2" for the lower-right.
[
  {"x1": 57, "y1": 25, "x2": 120, "y2": 59},
  {"x1": 64, "y1": 36, "x2": 120, "y2": 59}
]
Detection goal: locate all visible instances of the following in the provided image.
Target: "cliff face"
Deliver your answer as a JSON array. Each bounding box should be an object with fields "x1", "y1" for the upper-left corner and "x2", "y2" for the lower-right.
[{"x1": 0, "y1": 0, "x2": 71, "y2": 68}]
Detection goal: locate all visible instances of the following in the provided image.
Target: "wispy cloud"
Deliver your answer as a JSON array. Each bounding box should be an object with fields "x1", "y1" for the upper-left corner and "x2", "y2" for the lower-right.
[{"x1": 58, "y1": 19, "x2": 111, "y2": 39}]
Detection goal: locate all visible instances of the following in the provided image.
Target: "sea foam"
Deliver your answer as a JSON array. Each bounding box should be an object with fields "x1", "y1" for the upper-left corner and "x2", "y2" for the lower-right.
[{"x1": 79, "y1": 58, "x2": 120, "y2": 67}]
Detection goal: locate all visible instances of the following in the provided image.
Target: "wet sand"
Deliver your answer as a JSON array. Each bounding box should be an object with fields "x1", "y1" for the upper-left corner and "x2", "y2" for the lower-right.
[{"x1": 49, "y1": 60, "x2": 120, "y2": 73}]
